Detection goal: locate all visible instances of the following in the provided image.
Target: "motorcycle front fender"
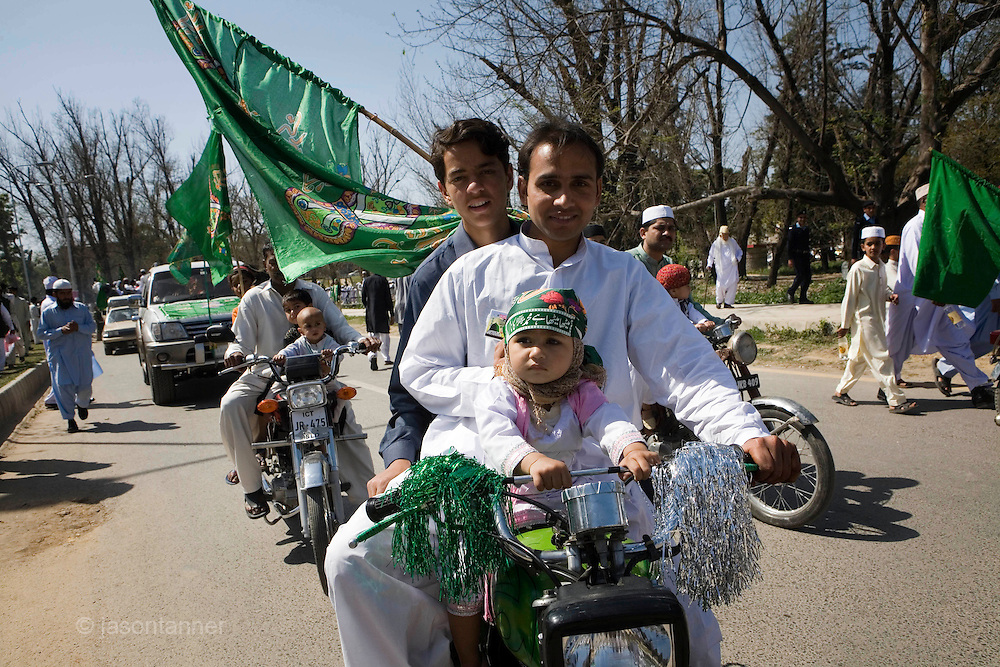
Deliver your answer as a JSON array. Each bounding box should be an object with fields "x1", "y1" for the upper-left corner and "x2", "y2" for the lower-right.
[
  {"x1": 750, "y1": 396, "x2": 819, "y2": 426},
  {"x1": 300, "y1": 452, "x2": 327, "y2": 490}
]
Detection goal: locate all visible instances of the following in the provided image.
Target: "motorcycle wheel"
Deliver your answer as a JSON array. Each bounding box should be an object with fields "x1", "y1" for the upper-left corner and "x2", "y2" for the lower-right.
[
  {"x1": 750, "y1": 408, "x2": 835, "y2": 528},
  {"x1": 306, "y1": 486, "x2": 335, "y2": 595}
]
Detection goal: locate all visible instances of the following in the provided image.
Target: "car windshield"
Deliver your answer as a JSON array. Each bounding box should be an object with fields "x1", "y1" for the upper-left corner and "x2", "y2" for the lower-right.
[
  {"x1": 150, "y1": 269, "x2": 234, "y2": 304},
  {"x1": 106, "y1": 308, "x2": 138, "y2": 324}
]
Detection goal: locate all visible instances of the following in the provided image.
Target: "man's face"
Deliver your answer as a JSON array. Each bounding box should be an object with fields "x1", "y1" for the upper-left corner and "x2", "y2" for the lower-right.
[
  {"x1": 863, "y1": 204, "x2": 876, "y2": 218},
  {"x1": 640, "y1": 218, "x2": 677, "y2": 254},
  {"x1": 517, "y1": 141, "x2": 602, "y2": 246},
  {"x1": 862, "y1": 237, "x2": 884, "y2": 263},
  {"x1": 797, "y1": 215, "x2": 807, "y2": 226},
  {"x1": 55, "y1": 288, "x2": 74, "y2": 308},
  {"x1": 720, "y1": 232, "x2": 730, "y2": 242},
  {"x1": 437, "y1": 141, "x2": 513, "y2": 233},
  {"x1": 264, "y1": 251, "x2": 287, "y2": 288}
]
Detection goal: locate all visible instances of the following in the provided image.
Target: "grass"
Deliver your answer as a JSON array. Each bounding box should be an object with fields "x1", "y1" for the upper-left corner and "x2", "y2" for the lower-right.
[
  {"x1": 0, "y1": 346, "x2": 47, "y2": 390},
  {"x1": 692, "y1": 268, "x2": 846, "y2": 306},
  {"x1": 744, "y1": 320, "x2": 842, "y2": 369}
]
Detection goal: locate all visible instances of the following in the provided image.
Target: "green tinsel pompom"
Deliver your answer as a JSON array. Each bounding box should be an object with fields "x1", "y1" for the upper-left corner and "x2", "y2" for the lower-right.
[{"x1": 389, "y1": 453, "x2": 508, "y2": 605}]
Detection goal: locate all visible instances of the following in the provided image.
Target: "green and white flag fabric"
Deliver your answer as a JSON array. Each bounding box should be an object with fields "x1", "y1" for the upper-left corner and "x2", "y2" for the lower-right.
[
  {"x1": 914, "y1": 151, "x2": 1000, "y2": 307},
  {"x1": 166, "y1": 128, "x2": 232, "y2": 285},
  {"x1": 151, "y1": 0, "x2": 460, "y2": 279}
]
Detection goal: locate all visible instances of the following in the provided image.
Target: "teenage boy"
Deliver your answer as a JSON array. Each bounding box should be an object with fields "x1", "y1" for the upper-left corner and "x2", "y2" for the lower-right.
[
  {"x1": 367, "y1": 118, "x2": 522, "y2": 496},
  {"x1": 327, "y1": 119, "x2": 799, "y2": 667}
]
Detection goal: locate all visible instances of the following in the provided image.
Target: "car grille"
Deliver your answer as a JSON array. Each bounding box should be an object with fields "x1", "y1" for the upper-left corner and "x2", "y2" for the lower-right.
[{"x1": 183, "y1": 318, "x2": 233, "y2": 339}]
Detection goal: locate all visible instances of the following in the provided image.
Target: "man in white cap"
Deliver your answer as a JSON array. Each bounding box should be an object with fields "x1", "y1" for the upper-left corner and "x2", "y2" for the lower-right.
[
  {"x1": 887, "y1": 184, "x2": 994, "y2": 408},
  {"x1": 627, "y1": 204, "x2": 676, "y2": 276},
  {"x1": 40, "y1": 275, "x2": 61, "y2": 409},
  {"x1": 706, "y1": 225, "x2": 743, "y2": 308},
  {"x1": 36, "y1": 279, "x2": 98, "y2": 432}
]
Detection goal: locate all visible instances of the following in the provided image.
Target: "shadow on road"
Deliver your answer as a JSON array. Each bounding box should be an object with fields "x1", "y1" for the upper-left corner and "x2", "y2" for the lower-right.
[
  {"x1": 0, "y1": 458, "x2": 133, "y2": 512},
  {"x1": 797, "y1": 469, "x2": 920, "y2": 542},
  {"x1": 87, "y1": 419, "x2": 181, "y2": 434}
]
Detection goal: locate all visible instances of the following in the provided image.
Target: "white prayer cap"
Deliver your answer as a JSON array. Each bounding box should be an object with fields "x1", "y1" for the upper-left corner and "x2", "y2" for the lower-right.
[
  {"x1": 861, "y1": 226, "x2": 885, "y2": 240},
  {"x1": 52, "y1": 279, "x2": 72, "y2": 290},
  {"x1": 719, "y1": 225, "x2": 730, "y2": 235},
  {"x1": 641, "y1": 205, "x2": 674, "y2": 226},
  {"x1": 43, "y1": 275, "x2": 58, "y2": 290},
  {"x1": 915, "y1": 183, "x2": 930, "y2": 200}
]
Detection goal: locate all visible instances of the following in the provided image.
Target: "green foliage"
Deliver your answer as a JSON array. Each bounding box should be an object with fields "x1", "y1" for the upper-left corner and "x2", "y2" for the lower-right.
[{"x1": 745, "y1": 319, "x2": 837, "y2": 345}]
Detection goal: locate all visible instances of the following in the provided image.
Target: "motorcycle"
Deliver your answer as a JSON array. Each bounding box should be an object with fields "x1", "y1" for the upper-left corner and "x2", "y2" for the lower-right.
[
  {"x1": 359, "y1": 446, "x2": 762, "y2": 667},
  {"x1": 208, "y1": 326, "x2": 367, "y2": 593},
  {"x1": 644, "y1": 314, "x2": 836, "y2": 528}
]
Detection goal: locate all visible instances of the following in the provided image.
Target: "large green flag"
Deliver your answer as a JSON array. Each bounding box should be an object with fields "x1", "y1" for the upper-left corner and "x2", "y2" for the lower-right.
[
  {"x1": 914, "y1": 151, "x2": 1000, "y2": 307},
  {"x1": 150, "y1": 0, "x2": 460, "y2": 279},
  {"x1": 166, "y1": 129, "x2": 232, "y2": 284}
]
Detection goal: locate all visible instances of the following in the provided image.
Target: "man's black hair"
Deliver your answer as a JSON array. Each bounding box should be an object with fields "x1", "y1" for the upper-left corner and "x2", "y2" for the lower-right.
[
  {"x1": 517, "y1": 119, "x2": 605, "y2": 181},
  {"x1": 583, "y1": 223, "x2": 607, "y2": 238},
  {"x1": 281, "y1": 288, "x2": 312, "y2": 306},
  {"x1": 430, "y1": 118, "x2": 512, "y2": 184},
  {"x1": 261, "y1": 243, "x2": 275, "y2": 262}
]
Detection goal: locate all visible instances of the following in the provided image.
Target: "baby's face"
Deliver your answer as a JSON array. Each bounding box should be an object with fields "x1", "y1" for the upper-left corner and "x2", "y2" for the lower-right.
[
  {"x1": 297, "y1": 312, "x2": 327, "y2": 343},
  {"x1": 507, "y1": 329, "x2": 575, "y2": 385},
  {"x1": 667, "y1": 284, "x2": 692, "y2": 300},
  {"x1": 283, "y1": 300, "x2": 307, "y2": 324}
]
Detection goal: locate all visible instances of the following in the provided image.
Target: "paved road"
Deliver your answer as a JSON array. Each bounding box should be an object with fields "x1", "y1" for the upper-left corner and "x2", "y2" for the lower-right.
[{"x1": 1, "y1": 344, "x2": 998, "y2": 665}]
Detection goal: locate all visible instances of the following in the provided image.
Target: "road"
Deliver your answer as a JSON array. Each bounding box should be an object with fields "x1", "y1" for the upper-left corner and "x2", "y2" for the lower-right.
[{"x1": 1, "y1": 344, "x2": 998, "y2": 665}]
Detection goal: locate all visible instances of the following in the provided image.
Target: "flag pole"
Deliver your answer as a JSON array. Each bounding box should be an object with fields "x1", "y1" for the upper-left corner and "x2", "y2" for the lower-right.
[{"x1": 359, "y1": 107, "x2": 432, "y2": 164}]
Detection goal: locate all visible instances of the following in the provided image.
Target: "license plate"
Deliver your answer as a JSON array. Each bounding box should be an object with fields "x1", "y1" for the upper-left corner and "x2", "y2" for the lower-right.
[
  {"x1": 736, "y1": 374, "x2": 760, "y2": 391},
  {"x1": 292, "y1": 409, "x2": 328, "y2": 439}
]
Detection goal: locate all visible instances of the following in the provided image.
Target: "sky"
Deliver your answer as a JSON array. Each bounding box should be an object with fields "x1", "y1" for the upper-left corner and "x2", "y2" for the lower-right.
[{"x1": 0, "y1": 0, "x2": 446, "y2": 196}]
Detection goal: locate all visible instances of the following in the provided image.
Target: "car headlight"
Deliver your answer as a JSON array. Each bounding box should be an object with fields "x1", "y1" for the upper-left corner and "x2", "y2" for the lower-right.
[
  {"x1": 563, "y1": 626, "x2": 674, "y2": 666},
  {"x1": 729, "y1": 330, "x2": 757, "y2": 365},
  {"x1": 103, "y1": 330, "x2": 120, "y2": 338},
  {"x1": 151, "y1": 321, "x2": 187, "y2": 342},
  {"x1": 287, "y1": 382, "x2": 326, "y2": 410}
]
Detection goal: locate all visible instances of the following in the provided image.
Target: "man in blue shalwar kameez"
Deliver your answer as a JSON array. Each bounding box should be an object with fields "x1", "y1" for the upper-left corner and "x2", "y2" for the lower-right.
[{"x1": 37, "y1": 279, "x2": 97, "y2": 433}]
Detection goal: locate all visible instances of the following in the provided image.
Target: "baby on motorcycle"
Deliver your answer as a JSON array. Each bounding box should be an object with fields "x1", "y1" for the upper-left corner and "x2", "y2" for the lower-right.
[
  {"x1": 447, "y1": 288, "x2": 661, "y2": 667},
  {"x1": 272, "y1": 306, "x2": 337, "y2": 373}
]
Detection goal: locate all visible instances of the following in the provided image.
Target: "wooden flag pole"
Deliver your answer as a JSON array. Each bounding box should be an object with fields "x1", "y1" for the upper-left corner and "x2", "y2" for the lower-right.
[{"x1": 359, "y1": 107, "x2": 432, "y2": 165}]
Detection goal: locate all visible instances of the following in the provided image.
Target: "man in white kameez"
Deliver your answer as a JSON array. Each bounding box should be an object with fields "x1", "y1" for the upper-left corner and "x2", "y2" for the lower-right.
[
  {"x1": 40, "y1": 276, "x2": 61, "y2": 409},
  {"x1": 220, "y1": 243, "x2": 378, "y2": 519},
  {"x1": 932, "y1": 272, "x2": 1000, "y2": 396},
  {"x1": 887, "y1": 184, "x2": 994, "y2": 408},
  {"x1": 36, "y1": 279, "x2": 97, "y2": 433},
  {"x1": 326, "y1": 119, "x2": 800, "y2": 667},
  {"x1": 706, "y1": 225, "x2": 743, "y2": 308}
]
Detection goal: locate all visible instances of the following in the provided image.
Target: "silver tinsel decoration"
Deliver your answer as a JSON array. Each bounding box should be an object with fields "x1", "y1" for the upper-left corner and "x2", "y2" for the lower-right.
[{"x1": 652, "y1": 442, "x2": 762, "y2": 610}]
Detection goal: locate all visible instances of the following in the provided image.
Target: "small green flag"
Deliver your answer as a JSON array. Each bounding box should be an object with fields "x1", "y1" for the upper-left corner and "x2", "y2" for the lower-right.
[
  {"x1": 914, "y1": 151, "x2": 1000, "y2": 307},
  {"x1": 166, "y1": 129, "x2": 233, "y2": 285},
  {"x1": 150, "y1": 0, "x2": 461, "y2": 279}
]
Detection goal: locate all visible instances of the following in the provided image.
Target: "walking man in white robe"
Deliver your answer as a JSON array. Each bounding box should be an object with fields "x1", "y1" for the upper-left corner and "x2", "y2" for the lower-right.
[
  {"x1": 887, "y1": 184, "x2": 994, "y2": 408},
  {"x1": 36, "y1": 279, "x2": 97, "y2": 432},
  {"x1": 706, "y1": 225, "x2": 743, "y2": 308}
]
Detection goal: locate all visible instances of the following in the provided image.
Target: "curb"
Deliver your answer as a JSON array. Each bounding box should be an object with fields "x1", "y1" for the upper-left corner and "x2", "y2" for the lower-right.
[{"x1": 0, "y1": 364, "x2": 50, "y2": 441}]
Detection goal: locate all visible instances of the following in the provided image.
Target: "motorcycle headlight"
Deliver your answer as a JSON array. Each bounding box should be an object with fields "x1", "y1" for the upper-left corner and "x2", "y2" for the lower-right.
[
  {"x1": 287, "y1": 382, "x2": 326, "y2": 410},
  {"x1": 563, "y1": 626, "x2": 675, "y2": 666},
  {"x1": 151, "y1": 321, "x2": 187, "y2": 342},
  {"x1": 728, "y1": 330, "x2": 757, "y2": 365}
]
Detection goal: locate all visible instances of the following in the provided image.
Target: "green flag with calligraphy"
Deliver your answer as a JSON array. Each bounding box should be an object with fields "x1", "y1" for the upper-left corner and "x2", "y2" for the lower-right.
[
  {"x1": 167, "y1": 128, "x2": 233, "y2": 285},
  {"x1": 913, "y1": 151, "x2": 1000, "y2": 307},
  {"x1": 150, "y1": 0, "x2": 461, "y2": 279}
]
